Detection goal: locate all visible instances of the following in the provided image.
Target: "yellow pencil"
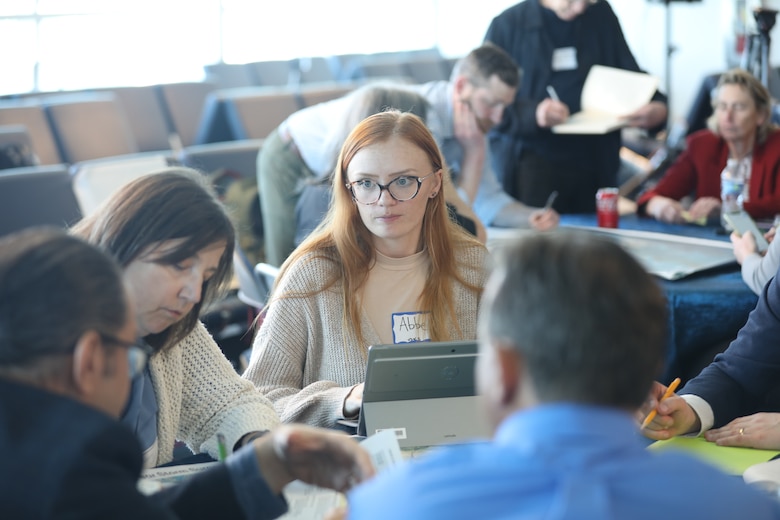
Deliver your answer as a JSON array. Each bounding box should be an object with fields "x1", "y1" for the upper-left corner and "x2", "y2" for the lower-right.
[{"x1": 641, "y1": 377, "x2": 681, "y2": 429}]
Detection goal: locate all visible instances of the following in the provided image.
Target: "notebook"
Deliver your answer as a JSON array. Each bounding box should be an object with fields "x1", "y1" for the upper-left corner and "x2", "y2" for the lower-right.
[
  {"x1": 551, "y1": 65, "x2": 659, "y2": 135},
  {"x1": 358, "y1": 340, "x2": 491, "y2": 449}
]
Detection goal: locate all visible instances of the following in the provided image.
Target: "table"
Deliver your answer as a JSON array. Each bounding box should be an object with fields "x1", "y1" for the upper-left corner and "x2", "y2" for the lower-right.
[
  {"x1": 489, "y1": 214, "x2": 760, "y2": 385},
  {"x1": 569, "y1": 214, "x2": 759, "y2": 384}
]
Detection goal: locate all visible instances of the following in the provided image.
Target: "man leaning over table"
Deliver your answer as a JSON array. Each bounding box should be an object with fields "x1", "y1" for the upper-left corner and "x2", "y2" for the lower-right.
[
  {"x1": 0, "y1": 228, "x2": 373, "y2": 520},
  {"x1": 343, "y1": 232, "x2": 780, "y2": 519}
]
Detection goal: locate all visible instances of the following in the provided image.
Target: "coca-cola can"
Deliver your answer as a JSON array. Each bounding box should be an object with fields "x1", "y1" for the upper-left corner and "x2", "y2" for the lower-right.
[{"x1": 596, "y1": 187, "x2": 619, "y2": 228}]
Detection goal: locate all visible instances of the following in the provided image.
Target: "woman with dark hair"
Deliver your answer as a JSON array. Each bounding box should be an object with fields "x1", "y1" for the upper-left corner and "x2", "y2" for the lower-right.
[
  {"x1": 244, "y1": 111, "x2": 488, "y2": 427},
  {"x1": 72, "y1": 168, "x2": 278, "y2": 467},
  {"x1": 0, "y1": 228, "x2": 375, "y2": 518}
]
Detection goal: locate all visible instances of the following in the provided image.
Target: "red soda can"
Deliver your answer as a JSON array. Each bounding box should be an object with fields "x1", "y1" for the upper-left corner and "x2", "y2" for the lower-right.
[{"x1": 596, "y1": 187, "x2": 619, "y2": 228}]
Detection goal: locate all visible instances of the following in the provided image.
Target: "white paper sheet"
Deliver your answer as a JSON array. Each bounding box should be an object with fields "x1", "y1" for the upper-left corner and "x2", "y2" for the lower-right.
[{"x1": 552, "y1": 65, "x2": 660, "y2": 135}]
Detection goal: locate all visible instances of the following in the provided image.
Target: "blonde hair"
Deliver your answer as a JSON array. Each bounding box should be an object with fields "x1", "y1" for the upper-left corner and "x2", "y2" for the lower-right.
[
  {"x1": 271, "y1": 111, "x2": 484, "y2": 348},
  {"x1": 708, "y1": 68, "x2": 777, "y2": 144}
]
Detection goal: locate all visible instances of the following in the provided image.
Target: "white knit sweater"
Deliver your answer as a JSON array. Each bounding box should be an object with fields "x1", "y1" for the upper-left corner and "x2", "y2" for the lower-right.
[
  {"x1": 243, "y1": 244, "x2": 488, "y2": 427},
  {"x1": 150, "y1": 321, "x2": 280, "y2": 466}
]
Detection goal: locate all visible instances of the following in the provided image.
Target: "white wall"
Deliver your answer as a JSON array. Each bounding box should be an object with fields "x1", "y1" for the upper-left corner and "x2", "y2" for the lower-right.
[{"x1": 612, "y1": 0, "x2": 729, "y2": 125}]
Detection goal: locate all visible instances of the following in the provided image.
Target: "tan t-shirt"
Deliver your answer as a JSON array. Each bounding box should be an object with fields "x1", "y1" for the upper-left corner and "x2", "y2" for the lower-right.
[{"x1": 360, "y1": 249, "x2": 431, "y2": 344}]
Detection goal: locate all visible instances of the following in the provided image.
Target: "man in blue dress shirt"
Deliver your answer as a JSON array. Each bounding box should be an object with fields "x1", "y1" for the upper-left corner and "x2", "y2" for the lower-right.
[{"x1": 347, "y1": 231, "x2": 780, "y2": 519}]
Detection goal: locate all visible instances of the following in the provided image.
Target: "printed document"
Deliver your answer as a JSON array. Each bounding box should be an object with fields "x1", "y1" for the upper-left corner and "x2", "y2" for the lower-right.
[
  {"x1": 139, "y1": 431, "x2": 405, "y2": 519},
  {"x1": 552, "y1": 65, "x2": 659, "y2": 135}
]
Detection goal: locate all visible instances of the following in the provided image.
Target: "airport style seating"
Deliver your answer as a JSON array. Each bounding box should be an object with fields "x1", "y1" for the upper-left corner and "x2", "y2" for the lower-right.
[
  {"x1": 0, "y1": 99, "x2": 62, "y2": 165},
  {"x1": 69, "y1": 152, "x2": 173, "y2": 216},
  {"x1": 96, "y1": 85, "x2": 172, "y2": 153},
  {"x1": 180, "y1": 138, "x2": 263, "y2": 180},
  {"x1": 43, "y1": 93, "x2": 139, "y2": 164},
  {"x1": 156, "y1": 81, "x2": 218, "y2": 148},
  {"x1": 0, "y1": 165, "x2": 82, "y2": 237}
]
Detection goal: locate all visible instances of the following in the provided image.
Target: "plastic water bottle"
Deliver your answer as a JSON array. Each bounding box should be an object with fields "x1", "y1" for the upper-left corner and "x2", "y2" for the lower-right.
[{"x1": 721, "y1": 158, "x2": 746, "y2": 229}]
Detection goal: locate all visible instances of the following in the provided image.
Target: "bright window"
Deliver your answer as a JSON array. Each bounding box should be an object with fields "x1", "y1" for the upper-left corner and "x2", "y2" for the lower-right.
[{"x1": 0, "y1": 0, "x2": 517, "y2": 96}]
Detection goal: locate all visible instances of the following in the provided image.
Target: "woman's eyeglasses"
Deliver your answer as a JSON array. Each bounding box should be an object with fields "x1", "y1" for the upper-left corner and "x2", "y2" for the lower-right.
[{"x1": 346, "y1": 171, "x2": 438, "y2": 205}]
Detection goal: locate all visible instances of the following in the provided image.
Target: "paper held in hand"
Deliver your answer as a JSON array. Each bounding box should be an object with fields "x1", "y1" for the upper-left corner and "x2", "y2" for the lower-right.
[{"x1": 552, "y1": 65, "x2": 660, "y2": 135}]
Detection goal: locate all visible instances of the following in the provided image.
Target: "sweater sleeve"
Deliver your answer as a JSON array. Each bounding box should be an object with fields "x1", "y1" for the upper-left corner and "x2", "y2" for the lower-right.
[
  {"x1": 243, "y1": 259, "x2": 362, "y2": 427},
  {"x1": 741, "y1": 236, "x2": 780, "y2": 296},
  {"x1": 176, "y1": 322, "x2": 280, "y2": 459}
]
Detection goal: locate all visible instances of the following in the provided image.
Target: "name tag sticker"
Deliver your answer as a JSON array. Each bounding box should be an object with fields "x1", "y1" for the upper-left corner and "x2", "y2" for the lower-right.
[
  {"x1": 552, "y1": 47, "x2": 577, "y2": 71},
  {"x1": 391, "y1": 311, "x2": 430, "y2": 343}
]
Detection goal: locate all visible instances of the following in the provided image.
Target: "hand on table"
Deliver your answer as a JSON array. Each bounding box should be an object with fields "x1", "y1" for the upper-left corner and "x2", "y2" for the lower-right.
[
  {"x1": 255, "y1": 424, "x2": 375, "y2": 495},
  {"x1": 343, "y1": 383, "x2": 364, "y2": 419},
  {"x1": 645, "y1": 196, "x2": 686, "y2": 224},
  {"x1": 704, "y1": 413, "x2": 780, "y2": 450},
  {"x1": 529, "y1": 207, "x2": 559, "y2": 231},
  {"x1": 536, "y1": 98, "x2": 569, "y2": 128},
  {"x1": 639, "y1": 380, "x2": 701, "y2": 440},
  {"x1": 687, "y1": 196, "x2": 721, "y2": 222}
]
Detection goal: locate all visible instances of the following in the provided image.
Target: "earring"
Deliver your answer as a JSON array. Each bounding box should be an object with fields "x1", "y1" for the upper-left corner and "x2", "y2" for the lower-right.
[{"x1": 430, "y1": 191, "x2": 438, "y2": 198}]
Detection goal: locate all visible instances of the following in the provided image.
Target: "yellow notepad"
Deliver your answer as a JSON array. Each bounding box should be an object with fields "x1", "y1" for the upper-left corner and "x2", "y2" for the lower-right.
[{"x1": 648, "y1": 436, "x2": 780, "y2": 475}]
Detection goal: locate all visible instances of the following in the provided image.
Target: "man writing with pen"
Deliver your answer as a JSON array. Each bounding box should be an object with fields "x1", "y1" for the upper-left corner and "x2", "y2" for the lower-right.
[
  {"x1": 485, "y1": 0, "x2": 668, "y2": 214},
  {"x1": 344, "y1": 232, "x2": 779, "y2": 519}
]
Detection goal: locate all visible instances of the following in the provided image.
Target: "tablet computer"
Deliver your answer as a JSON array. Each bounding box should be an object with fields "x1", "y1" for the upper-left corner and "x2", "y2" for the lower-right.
[
  {"x1": 359, "y1": 340, "x2": 490, "y2": 448},
  {"x1": 723, "y1": 211, "x2": 769, "y2": 253}
]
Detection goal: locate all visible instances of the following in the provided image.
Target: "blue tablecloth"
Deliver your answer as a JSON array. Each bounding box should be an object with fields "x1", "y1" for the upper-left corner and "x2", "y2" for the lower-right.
[{"x1": 559, "y1": 214, "x2": 759, "y2": 385}]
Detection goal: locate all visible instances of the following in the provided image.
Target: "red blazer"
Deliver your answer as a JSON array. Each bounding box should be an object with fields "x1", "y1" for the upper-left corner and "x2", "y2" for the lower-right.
[{"x1": 638, "y1": 129, "x2": 780, "y2": 219}]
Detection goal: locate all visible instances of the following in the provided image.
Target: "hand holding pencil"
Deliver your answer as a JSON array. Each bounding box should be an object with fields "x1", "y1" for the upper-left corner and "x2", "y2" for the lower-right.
[
  {"x1": 640, "y1": 377, "x2": 680, "y2": 429},
  {"x1": 639, "y1": 378, "x2": 702, "y2": 441}
]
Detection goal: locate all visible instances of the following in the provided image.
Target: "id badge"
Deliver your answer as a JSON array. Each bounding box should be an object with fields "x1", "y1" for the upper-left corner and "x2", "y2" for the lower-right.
[{"x1": 552, "y1": 47, "x2": 577, "y2": 71}]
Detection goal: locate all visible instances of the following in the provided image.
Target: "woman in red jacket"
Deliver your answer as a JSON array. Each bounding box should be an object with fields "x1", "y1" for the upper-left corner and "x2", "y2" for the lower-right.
[{"x1": 638, "y1": 69, "x2": 780, "y2": 223}]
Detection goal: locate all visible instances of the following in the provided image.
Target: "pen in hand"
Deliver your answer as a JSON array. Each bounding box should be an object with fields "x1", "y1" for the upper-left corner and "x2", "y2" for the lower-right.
[
  {"x1": 546, "y1": 85, "x2": 560, "y2": 102},
  {"x1": 217, "y1": 433, "x2": 228, "y2": 461},
  {"x1": 544, "y1": 190, "x2": 558, "y2": 212},
  {"x1": 641, "y1": 377, "x2": 681, "y2": 429}
]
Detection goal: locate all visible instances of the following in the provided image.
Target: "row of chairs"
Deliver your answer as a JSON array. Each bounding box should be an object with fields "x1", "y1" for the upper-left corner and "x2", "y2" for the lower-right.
[
  {"x1": 0, "y1": 156, "x2": 278, "y2": 317},
  {"x1": 0, "y1": 80, "x2": 364, "y2": 168},
  {"x1": 0, "y1": 83, "x2": 210, "y2": 165},
  {"x1": 0, "y1": 137, "x2": 264, "y2": 234},
  {"x1": 203, "y1": 49, "x2": 456, "y2": 90}
]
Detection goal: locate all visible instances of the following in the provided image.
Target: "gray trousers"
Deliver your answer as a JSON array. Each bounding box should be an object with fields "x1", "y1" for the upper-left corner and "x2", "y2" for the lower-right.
[{"x1": 257, "y1": 128, "x2": 315, "y2": 267}]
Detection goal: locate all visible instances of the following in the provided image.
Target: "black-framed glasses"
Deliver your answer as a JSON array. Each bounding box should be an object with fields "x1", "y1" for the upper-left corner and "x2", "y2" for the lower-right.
[
  {"x1": 100, "y1": 333, "x2": 154, "y2": 379},
  {"x1": 345, "y1": 170, "x2": 438, "y2": 205}
]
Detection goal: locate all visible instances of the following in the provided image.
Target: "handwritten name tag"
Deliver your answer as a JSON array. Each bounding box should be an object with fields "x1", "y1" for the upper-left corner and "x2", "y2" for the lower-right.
[{"x1": 391, "y1": 311, "x2": 430, "y2": 343}]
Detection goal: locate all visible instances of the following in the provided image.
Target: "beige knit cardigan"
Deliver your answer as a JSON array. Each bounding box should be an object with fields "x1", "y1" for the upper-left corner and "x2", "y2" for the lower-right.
[{"x1": 149, "y1": 321, "x2": 280, "y2": 466}]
